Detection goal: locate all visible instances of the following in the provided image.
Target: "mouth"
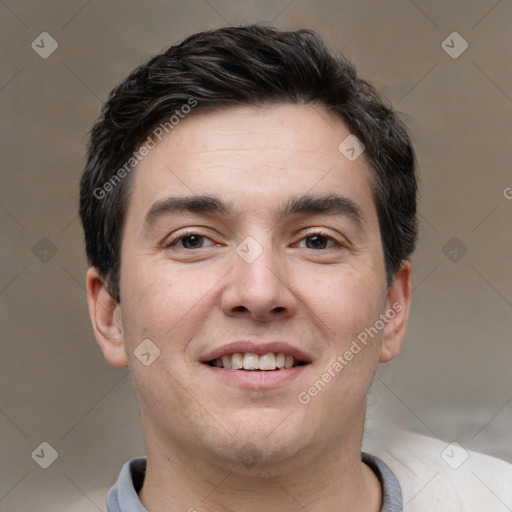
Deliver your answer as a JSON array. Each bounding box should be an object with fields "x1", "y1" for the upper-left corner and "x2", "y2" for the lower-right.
[
  {"x1": 200, "y1": 342, "x2": 312, "y2": 388},
  {"x1": 204, "y1": 352, "x2": 309, "y2": 371}
]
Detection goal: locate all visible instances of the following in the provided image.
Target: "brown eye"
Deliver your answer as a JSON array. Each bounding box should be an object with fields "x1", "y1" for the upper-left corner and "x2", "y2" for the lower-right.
[
  {"x1": 182, "y1": 235, "x2": 203, "y2": 248},
  {"x1": 304, "y1": 234, "x2": 330, "y2": 249},
  {"x1": 171, "y1": 234, "x2": 214, "y2": 249}
]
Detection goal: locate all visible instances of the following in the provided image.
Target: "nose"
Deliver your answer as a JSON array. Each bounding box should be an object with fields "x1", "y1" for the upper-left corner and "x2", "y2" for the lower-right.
[{"x1": 221, "y1": 242, "x2": 298, "y2": 322}]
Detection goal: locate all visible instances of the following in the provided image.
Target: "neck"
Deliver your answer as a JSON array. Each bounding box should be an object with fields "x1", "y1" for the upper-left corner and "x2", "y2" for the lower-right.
[{"x1": 138, "y1": 416, "x2": 382, "y2": 512}]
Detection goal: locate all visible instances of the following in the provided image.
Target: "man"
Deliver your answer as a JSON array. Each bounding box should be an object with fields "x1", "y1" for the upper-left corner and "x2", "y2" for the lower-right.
[{"x1": 79, "y1": 25, "x2": 512, "y2": 511}]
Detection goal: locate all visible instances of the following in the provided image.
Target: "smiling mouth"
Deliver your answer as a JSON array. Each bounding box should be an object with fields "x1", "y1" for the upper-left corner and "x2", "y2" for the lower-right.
[{"x1": 205, "y1": 352, "x2": 309, "y2": 371}]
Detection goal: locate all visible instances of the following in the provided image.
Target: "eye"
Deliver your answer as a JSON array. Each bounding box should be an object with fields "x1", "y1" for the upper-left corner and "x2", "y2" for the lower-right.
[
  {"x1": 168, "y1": 233, "x2": 215, "y2": 249},
  {"x1": 298, "y1": 233, "x2": 337, "y2": 250}
]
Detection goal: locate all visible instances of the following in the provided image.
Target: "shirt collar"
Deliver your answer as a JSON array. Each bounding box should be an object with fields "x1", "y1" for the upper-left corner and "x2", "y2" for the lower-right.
[{"x1": 107, "y1": 453, "x2": 403, "y2": 512}]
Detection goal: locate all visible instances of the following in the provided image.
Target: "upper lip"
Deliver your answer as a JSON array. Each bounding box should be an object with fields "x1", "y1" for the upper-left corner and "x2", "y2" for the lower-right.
[{"x1": 201, "y1": 341, "x2": 312, "y2": 364}]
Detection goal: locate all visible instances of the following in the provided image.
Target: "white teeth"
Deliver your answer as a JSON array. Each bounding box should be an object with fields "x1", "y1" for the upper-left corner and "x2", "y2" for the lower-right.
[
  {"x1": 231, "y1": 353, "x2": 243, "y2": 369},
  {"x1": 209, "y1": 352, "x2": 304, "y2": 370},
  {"x1": 259, "y1": 353, "x2": 276, "y2": 371},
  {"x1": 243, "y1": 353, "x2": 260, "y2": 370}
]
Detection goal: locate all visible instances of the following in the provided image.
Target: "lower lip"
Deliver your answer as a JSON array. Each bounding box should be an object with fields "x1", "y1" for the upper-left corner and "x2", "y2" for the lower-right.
[{"x1": 202, "y1": 364, "x2": 309, "y2": 389}]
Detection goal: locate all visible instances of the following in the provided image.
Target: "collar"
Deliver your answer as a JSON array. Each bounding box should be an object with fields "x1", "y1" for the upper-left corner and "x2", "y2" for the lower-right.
[{"x1": 106, "y1": 453, "x2": 402, "y2": 511}]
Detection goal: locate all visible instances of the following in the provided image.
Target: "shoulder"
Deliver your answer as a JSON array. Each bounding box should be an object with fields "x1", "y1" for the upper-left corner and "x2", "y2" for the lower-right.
[{"x1": 365, "y1": 429, "x2": 512, "y2": 512}]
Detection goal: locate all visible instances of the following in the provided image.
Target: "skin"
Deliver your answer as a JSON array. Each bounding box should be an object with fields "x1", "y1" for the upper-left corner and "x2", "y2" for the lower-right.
[{"x1": 86, "y1": 103, "x2": 412, "y2": 512}]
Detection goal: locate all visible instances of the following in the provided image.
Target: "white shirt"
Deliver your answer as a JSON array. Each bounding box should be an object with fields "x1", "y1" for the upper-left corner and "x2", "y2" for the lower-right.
[{"x1": 364, "y1": 429, "x2": 512, "y2": 511}]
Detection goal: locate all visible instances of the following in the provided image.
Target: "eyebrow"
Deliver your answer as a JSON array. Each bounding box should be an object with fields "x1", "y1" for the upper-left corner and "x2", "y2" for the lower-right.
[
  {"x1": 143, "y1": 193, "x2": 365, "y2": 228},
  {"x1": 276, "y1": 194, "x2": 365, "y2": 227},
  {"x1": 144, "y1": 195, "x2": 231, "y2": 225}
]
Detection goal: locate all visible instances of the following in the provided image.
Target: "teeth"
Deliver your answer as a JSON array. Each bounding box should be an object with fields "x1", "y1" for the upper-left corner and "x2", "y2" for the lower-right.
[
  {"x1": 209, "y1": 352, "x2": 304, "y2": 370},
  {"x1": 231, "y1": 353, "x2": 243, "y2": 369},
  {"x1": 243, "y1": 353, "x2": 260, "y2": 370},
  {"x1": 259, "y1": 353, "x2": 276, "y2": 370},
  {"x1": 221, "y1": 355, "x2": 232, "y2": 369}
]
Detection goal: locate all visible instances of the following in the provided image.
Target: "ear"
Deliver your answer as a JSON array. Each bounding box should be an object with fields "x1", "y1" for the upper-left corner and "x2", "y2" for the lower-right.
[
  {"x1": 85, "y1": 267, "x2": 128, "y2": 368},
  {"x1": 379, "y1": 260, "x2": 412, "y2": 363}
]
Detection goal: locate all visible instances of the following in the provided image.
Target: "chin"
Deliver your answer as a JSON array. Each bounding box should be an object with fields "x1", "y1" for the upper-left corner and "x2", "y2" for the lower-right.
[
  {"x1": 201, "y1": 413, "x2": 312, "y2": 475},
  {"x1": 209, "y1": 437, "x2": 307, "y2": 477}
]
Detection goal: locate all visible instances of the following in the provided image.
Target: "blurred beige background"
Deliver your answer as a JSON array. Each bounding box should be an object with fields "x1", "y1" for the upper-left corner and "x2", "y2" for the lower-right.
[{"x1": 1, "y1": 0, "x2": 511, "y2": 510}]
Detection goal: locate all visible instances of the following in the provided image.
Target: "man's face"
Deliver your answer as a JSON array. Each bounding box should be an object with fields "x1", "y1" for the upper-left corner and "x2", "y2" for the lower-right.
[{"x1": 110, "y1": 104, "x2": 404, "y2": 472}]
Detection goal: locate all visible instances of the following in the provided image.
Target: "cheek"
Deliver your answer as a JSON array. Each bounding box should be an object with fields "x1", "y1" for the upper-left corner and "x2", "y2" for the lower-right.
[
  {"x1": 119, "y1": 259, "x2": 223, "y2": 347},
  {"x1": 298, "y1": 267, "x2": 385, "y2": 343},
  {"x1": 119, "y1": 261, "x2": 221, "y2": 415},
  {"x1": 295, "y1": 272, "x2": 384, "y2": 427}
]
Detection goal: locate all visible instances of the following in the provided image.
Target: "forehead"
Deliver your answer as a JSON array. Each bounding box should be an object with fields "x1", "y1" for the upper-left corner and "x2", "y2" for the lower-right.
[{"x1": 127, "y1": 103, "x2": 377, "y2": 226}]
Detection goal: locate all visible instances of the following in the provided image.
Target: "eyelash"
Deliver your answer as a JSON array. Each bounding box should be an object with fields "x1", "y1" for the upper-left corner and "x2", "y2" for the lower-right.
[
  {"x1": 164, "y1": 230, "x2": 215, "y2": 249},
  {"x1": 296, "y1": 230, "x2": 345, "y2": 249},
  {"x1": 164, "y1": 230, "x2": 345, "y2": 250}
]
